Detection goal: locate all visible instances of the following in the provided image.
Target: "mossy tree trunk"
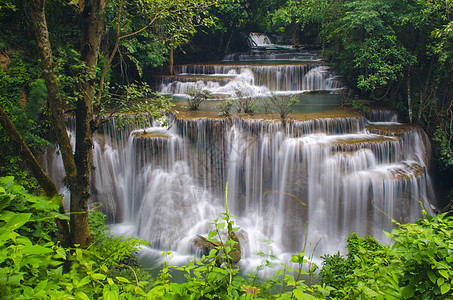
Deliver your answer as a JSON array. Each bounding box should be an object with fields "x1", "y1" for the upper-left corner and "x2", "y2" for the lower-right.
[
  {"x1": 28, "y1": 0, "x2": 106, "y2": 248},
  {"x1": 0, "y1": 106, "x2": 70, "y2": 247}
]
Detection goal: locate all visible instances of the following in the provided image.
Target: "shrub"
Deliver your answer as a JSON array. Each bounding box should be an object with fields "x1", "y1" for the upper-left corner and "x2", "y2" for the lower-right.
[
  {"x1": 233, "y1": 88, "x2": 258, "y2": 115},
  {"x1": 269, "y1": 94, "x2": 297, "y2": 121},
  {"x1": 320, "y1": 212, "x2": 453, "y2": 299},
  {"x1": 0, "y1": 176, "x2": 152, "y2": 299},
  {"x1": 185, "y1": 88, "x2": 212, "y2": 110}
]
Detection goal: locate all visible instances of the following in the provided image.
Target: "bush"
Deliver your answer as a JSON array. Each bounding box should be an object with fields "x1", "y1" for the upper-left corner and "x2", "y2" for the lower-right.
[
  {"x1": 216, "y1": 99, "x2": 235, "y2": 117},
  {"x1": 0, "y1": 177, "x2": 152, "y2": 299},
  {"x1": 269, "y1": 94, "x2": 297, "y2": 121},
  {"x1": 185, "y1": 88, "x2": 212, "y2": 110},
  {"x1": 233, "y1": 88, "x2": 258, "y2": 115},
  {"x1": 320, "y1": 212, "x2": 453, "y2": 299}
]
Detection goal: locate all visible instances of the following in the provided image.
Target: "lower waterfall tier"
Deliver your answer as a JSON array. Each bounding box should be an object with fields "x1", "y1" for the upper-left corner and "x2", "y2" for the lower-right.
[{"x1": 45, "y1": 113, "x2": 435, "y2": 266}]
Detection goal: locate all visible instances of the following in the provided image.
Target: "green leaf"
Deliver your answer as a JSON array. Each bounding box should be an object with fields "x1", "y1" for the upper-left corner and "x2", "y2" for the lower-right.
[
  {"x1": 55, "y1": 247, "x2": 67, "y2": 260},
  {"x1": 91, "y1": 273, "x2": 106, "y2": 280},
  {"x1": 4, "y1": 213, "x2": 31, "y2": 231},
  {"x1": 402, "y1": 285, "x2": 415, "y2": 299},
  {"x1": 22, "y1": 245, "x2": 53, "y2": 255},
  {"x1": 439, "y1": 270, "x2": 450, "y2": 279},
  {"x1": 115, "y1": 276, "x2": 130, "y2": 283},
  {"x1": 438, "y1": 277, "x2": 445, "y2": 286},
  {"x1": 441, "y1": 283, "x2": 451, "y2": 295},
  {"x1": 34, "y1": 279, "x2": 47, "y2": 292},
  {"x1": 446, "y1": 255, "x2": 453, "y2": 264},
  {"x1": 76, "y1": 276, "x2": 91, "y2": 288},
  {"x1": 293, "y1": 289, "x2": 305, "y2": 300},
  {"x1": 427, "y1": 271, "x2": 436, "y2": 283},
  {"x1": 75, "y1": 292, "x2": 90, "y2": 300}
]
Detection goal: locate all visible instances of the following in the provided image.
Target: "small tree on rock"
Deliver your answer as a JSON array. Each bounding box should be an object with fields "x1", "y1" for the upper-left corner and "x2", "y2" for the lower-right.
[
  {"x1": 186, "y1": 88, "x2": 212, "y2": 110},
  {"x1": 269, "y1": 94, "x2": 297, "y2": 125}
]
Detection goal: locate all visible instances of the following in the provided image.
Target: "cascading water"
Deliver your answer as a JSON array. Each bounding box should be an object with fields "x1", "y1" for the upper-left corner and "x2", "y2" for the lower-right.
[
  {"x1": 46, "y1": 114, "x2": 435, "y2": 267},
  {"x1": 158, "y1": 42, "x2": 343, "y2": 98},
  {"x1": 46, "y1": 42, "x2": 436, "y2": 270},
  {"x1": 248, "y1": 32, "x2": 273, "y2": 48}
]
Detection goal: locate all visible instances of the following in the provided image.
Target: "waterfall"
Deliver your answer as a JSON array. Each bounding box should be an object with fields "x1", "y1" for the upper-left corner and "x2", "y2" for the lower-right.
[
  {"x1": 248, "y1": 32, "x2": 273, "y2": 48},
  {"x1": 44, "y1": 44, "x2": 436, "y2": 269},
  {"x1": 45, "y1": 112, "x2": 435, "y2": 266},
  {"x1": 158, "y1": 46, "x2": 343, "y2": 98}
]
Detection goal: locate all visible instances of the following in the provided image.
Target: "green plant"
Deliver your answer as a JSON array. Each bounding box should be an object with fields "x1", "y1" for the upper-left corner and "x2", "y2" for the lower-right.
[
  {"x1": 385, "y1": 211, "x2": 453, "y2": 299},
  {"x1": 217, "y1": 99, "x2": 235, "y2": 117},
  {"x1": 107, "y1": 82, "x2": 174, "y2": 129},
  {"x1": 434, "y1": 127, "x2": 453, "y2": 169},
  {"x1": 269, "y1": 94, "x2": 297, "y2": 122},
  {"x1": 0, "y1": 176, "x2": 153, "y2": 299},
  {"x1": 233, "y1": 88, "x2": 258, "y2": 115},
  {"x1": 320, "y1": 211, "x2": 453, "y2": 299},
  {"x1": 185, "y1": 88, "x2": 212, "y2": 110}
]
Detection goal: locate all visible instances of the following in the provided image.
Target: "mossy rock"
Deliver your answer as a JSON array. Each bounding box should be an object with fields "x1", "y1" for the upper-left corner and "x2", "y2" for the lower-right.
[{"x1": 193, "y1": 232, "x2": 241, "y2": 264}]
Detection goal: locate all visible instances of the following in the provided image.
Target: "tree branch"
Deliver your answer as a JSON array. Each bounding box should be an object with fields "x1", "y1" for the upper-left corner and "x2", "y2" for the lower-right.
[{"x1": 0, "y1": 105, "x2": 70, "y2": 247}]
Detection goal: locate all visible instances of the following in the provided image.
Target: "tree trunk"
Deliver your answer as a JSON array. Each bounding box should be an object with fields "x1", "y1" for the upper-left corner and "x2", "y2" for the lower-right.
[
  {"x1": 0, "y1": 106, "x2": 70, "y2": 247},
  {"x1": 291, "y1": 22, "x2": 299, "y2": 44},
  {"x1": 225, "y1": 30, "x2": 234, "y2": 54},
  {"x1": 28, "y1": 0, "x2": 106, "y2": 248},
  {"x1": 169, "y1": 46, "x2": 174, "y2": 75},
  {"x1": 28, "y1": 0, "x2": 78, "y2": 186},
  {"x1": 27, "y1": 0, "x2": 77, "y2": 247},
  {"x1": 407, "y1": 69, "x2": 413, "y2": 124},
  {"x1": 71, "y1": 0, "x2": 106, "y2": 248}
]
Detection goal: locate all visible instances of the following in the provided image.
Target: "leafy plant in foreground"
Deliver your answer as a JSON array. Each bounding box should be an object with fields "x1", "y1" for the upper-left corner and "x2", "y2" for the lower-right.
[
  {"x1": 0, "y1": 176, "x2": 152, "y2": 299},
  {"x1": 320, "y1": 211, "x2": 453, "y2": 299}
]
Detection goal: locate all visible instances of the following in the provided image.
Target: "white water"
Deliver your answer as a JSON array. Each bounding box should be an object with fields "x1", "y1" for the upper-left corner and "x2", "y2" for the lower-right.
[
  {"x1": 158, "y1": 44, "x2": 343, "y2": 98},
  {"x1": 46, "y1": 113, "x2": 435, "y2": 270},
  {"x1": 248, "y1": 32, "x2": 273, "y2": 48}
]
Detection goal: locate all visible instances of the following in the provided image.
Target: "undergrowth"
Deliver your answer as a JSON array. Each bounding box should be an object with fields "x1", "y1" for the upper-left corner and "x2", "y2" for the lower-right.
[{"x1": 1, "y1": 176, "x2": 452, "y2": 299}]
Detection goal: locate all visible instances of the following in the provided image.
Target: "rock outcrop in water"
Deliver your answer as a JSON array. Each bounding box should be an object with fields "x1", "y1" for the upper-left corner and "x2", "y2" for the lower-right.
[{"x1": 193, "y1": 232, "x2": 241, "y2": 264}]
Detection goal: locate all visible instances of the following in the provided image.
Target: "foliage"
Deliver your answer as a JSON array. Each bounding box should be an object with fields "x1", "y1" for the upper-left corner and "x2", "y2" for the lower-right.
[
  {"x1": 271, "y1": 0, "x2": 329, "y2": 38},
  {"x1": 217, "y1": 99, "x2": 235, "y2": 117},
  {"x1": 106, "y1": 82, "x2": 174, "y2": 129},
  {"x1": 434, "y1": 126, "x2": 453, "y2": 169},
  {"x1": 386, "y1": 211, "x2": 453, "y2": 299},
  {"x1": 4, "y1": 176, "x2": 453, "y2": 299},
  {"x1": 0, "y1": 176, "x2": 153, "y2": 299},
  {"x1": 185, "y1": 87, "x2": 212, "y2": 110},
  {"x1": 320, "y1": 212, "x2": 453, "y2": 299},
  {"x1": 269, "y1": 94, "x2": 297, "y2": 120},
  {"x1": 0, "y1": 51, "x2": 49, "y2": 190},
  {"x1": 144, "y1": 184, "x2": 329, "y2": 299},
  {"x1": 233, "y1": 88, "x2": 258, "y2": 115}
]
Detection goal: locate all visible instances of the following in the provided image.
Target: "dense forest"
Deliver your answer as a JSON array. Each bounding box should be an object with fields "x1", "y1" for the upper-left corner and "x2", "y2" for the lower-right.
[{"x1": 0, "y1": 0, "x2": 453, "y2": 298}]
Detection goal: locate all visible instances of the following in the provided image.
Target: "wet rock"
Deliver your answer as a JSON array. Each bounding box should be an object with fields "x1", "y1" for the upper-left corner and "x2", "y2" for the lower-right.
[{"x1": 192, "y1": 232, "x2": 241, "y2": 264}]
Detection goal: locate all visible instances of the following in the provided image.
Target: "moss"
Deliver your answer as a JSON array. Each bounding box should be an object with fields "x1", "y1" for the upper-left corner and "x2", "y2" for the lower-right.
[
  {"x1": 132, "y1": 131, "x2": 171, "y2": 139},
  {"x1": 332, "y1": 136, "x2": 397, "y2": 147},
  {"x1": 172, "y1": 102, "x2": 361, "y2": 122},
  {"x1": 391, "y1": 162, "x2": 425, "y2": 180},
  {"x1": 366, "y1": 124, "x2": 419, "y2": 136}
]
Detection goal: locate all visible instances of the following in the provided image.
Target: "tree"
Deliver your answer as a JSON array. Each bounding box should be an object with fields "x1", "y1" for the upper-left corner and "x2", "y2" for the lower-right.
[
  {"x1": 16, "y1": 0, "x2": 213, "y2": 248},
  {"x1": 27, "y1": 0, "x2": 104, "y2": 248},
  {"x1": 271, "y1": 0, "x2": 329, "y2": 43}
]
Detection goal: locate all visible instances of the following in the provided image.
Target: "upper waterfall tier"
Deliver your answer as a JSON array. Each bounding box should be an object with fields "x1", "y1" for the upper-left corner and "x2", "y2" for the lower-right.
[
  {"x1": 223, "y1": 50, "x2": 322, "y2": 62},
  {"x1": 158, "y1": 49, "x2": 343, "y2": 98}
]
